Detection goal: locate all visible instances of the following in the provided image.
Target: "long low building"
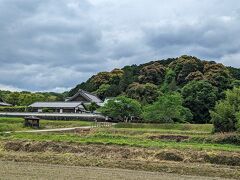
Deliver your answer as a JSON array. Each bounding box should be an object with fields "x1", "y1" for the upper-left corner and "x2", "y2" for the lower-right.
[
  {"x1": 29, "y1": 89, "x2": 103, "y2": 114},
  {"x1": 29, "y1": 102, "x2": 85, "y2": 113}
]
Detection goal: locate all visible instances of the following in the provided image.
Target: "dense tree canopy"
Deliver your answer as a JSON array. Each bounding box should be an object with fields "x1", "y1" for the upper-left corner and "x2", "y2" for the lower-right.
[
  {"x1": 126, "y1": 83, "x2": 159, "y2": 104},
  {"x1": 99, "y1": 96, "x2": 142, "y2": 121},
  {"x1": 142, "y1": 93, "x2": 192, "y2": 123},
  {"x1": 181, "y1": 80, "x2": 218, "y2": 123},
  {"x1": 169, "y1": 55, "x2": 204, "y2": 85},
  {"x1": 211, "y1": 87, "x2": 240, "y2": 133},
  {"x1": 0, "y1": 90, "x2": 63, "y2": 106},
  {"x1": 65, "y1": 55, "x2": 240, "y2": 125},
  {"x1": 138, "y1": 62, "x2": 166, "y2": 85}
]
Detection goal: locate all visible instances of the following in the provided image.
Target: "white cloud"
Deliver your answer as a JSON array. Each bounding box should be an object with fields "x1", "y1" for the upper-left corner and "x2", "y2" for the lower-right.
[
  {"x1": 0, "y1": 83, "x2": 24, "y2": 92},
  {"x1": 0, "y1": 0, "x2": 240, "y2": 91}
]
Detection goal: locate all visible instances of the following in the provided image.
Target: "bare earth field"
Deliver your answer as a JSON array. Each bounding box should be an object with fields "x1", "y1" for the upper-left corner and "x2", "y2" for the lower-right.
[
  {"x1": 0, "y1": 141, "x2": 239, "y2": 179},
  {"x1": 0, "y1": 161, "x2": 228, "y2": 180}
]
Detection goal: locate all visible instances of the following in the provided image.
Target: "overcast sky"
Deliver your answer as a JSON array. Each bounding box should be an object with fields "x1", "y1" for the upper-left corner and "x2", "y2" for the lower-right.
[{"x1": 0, "y1": 0, "x2": 240, "y2": 92}]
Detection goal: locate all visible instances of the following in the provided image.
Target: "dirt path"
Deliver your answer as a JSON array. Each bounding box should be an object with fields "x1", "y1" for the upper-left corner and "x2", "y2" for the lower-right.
[
  {"x1": 12, "y1": 126, "x2": 92, "y2": 133},
  {"x1": 0, "y1": 161, "x2": 227, "y2": 180},
  {"x1": 5, "y1": 123, "x2": 114, "y2": 133},
  {"x1": 4, "y1": 126, "x2": 96, "y2": 134}
]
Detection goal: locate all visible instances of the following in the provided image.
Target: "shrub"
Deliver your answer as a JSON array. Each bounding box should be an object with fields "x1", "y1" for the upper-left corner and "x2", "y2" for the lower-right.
[
  {"x1": 211, "y1": 102, "x2": 237, "y2": 133},
  {"x1": 210, "y1": 87, "x2": 240, "y2": 133},
  {"x1": 209, "y1": 133, "x2": 240, "y2": 145},
  {"x1": 182, "y1": 80, "x2": 218, "y2": 123},
  {"x1": 0, "y1": 106, "x2": 27, "y2": 112}
]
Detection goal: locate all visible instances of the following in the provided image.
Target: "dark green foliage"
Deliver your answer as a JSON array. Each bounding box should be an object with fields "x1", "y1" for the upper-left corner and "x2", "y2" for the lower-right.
[
  {"x1": 203, "y1": 63, "x2": 232, "y2": 93},
  {"x1": 88, "y1": 102, "x2": 99, "y2": 113},
  {"x1": 142, "y1": 93, "x2": 193, "y2": 123},
  {"x1": 69, "y1": 69, "x2": 124, "y2": 97},
  {"x1": 99, "y1": 96, "x2": 142, "y2": 121},
  {"x1": 211, "y1": 102, "x2": 237, "y2": 133},
  {"x1": 119, "y1": 65, "x2": 140, "y2": 92},
  {"x1": 68, "y1": 55, "x2": 235, "y2": 102},
  {"x1": 95, "y1": 84, "x2": 111, "y2": 99},
  {"x1": 138, "y1": 62, "x2": 166, "y2": 85},
  {"x1": 161, "y1": 68, "x2": 178, "y2": 93},
  {"x1": 64, "y1": 55, "x2": 240, "y2": 127},
  {"x1": 0, "y1": 90, "x2": 63, "y2": 106},
  {"x1": 231, "y1": 80, "x2": 240, "y2": 88},
  {"x1": 0, "y1": 106, "x2": 27, "y2": 112},
  {"x1": 126, "y1": 83, "x2": 159, "y2": 104},
  {"x1": 169, "y1": 55, "x2": 204, "y2": 85},
  {"x1": 227, "y1": 66, "x2": 240, "y2": 80},
  {"x1": 185, "y1": 71, "x2": 204, "y2": 82},
  {"x1": 95, "y1": 84, "x2": 122, "y2": 99},
  {"x1": 182, "y1": 81, "x2": 218, "y2": 123}
]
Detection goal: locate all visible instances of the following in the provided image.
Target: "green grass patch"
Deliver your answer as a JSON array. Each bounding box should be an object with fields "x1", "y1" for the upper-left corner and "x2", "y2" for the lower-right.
[
  {"x1": 0, "y1": 117, "x2": 93, "y2": 132},
  {"x1": 114, "y1": 123, "x2": 213, "y2": 134},
  {"x1": 1, "y1": 131, "x2": 239, "y2": 152}
]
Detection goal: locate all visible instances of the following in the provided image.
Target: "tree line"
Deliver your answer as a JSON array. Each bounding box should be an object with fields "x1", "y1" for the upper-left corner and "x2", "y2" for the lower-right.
[
  {"x1": 69, "y1": 55, "x2": 240, "y2": 132},
  {"x1": 0, "y1": 90, "x2": 64, "y2": 106}
]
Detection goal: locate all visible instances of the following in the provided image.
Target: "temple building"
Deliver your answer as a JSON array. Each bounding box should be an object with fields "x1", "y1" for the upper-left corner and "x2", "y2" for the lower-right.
[
  {"x1": 65, "y1": 89, "x2": 103, "y2": 103},
  {"x1": 29, "y1": 89, "x2": 102, "y2": 113}
]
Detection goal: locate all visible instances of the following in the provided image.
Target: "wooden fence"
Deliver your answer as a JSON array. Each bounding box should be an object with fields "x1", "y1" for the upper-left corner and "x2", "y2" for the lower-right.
[{"x1": 94, "y1": 122, "x2": 113, "y2": 128}]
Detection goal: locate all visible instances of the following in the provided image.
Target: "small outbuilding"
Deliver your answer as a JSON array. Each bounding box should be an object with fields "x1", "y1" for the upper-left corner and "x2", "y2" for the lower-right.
[{"x1": 24, "y1": 116, "x2": 40, "y2": 128}]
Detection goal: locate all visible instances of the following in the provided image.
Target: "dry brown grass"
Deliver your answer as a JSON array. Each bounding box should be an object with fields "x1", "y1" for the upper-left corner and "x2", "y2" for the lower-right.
[
  {"x1": 0, "y1": 140, "x2": 240, "y2": 179},
  {"x1": 0, "y1": 161, "x2": 226, "y2": 180}
]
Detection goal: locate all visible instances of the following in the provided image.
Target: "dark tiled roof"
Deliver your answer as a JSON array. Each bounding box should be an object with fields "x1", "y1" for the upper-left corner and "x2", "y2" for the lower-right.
[{"x1": 66, "y1": 89, "x2": 103, "y2": 103}]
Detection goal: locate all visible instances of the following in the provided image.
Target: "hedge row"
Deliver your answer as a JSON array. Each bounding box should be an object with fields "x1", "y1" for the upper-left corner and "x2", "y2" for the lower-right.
[
  {"x1": 0, "y1": 106, "x2": 28, "y2": 112},
  {"x1": 191, "y1": 133, "x2": 240, "y2": 146}
]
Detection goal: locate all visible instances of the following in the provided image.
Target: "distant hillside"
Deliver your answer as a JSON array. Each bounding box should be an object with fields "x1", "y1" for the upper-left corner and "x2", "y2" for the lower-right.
[{"x1": 68, "y1": 55, "x2": 240, "y2": 100}]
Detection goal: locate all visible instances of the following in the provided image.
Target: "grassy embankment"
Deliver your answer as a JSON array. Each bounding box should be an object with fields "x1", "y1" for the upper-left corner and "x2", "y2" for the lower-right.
[
  {"x1": 0, "y1": 118, "x2": 239, "y2": 152},
  {"x1": 0, "y1": 117, "x2": 93, "y2": 132},
  {"x1": 0, "y1": 117, "x2": 239, "y2": 178}
]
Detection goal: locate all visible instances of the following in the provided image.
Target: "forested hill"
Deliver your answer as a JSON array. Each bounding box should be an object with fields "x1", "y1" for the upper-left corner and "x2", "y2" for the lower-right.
[{"x1": 68, "y1": 55, "x2": 240, "y2": 100}]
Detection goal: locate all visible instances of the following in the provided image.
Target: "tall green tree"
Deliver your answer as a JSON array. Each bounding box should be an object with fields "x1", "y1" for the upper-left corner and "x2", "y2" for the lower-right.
[
  {"x1": 142, "y1": 93, "x2": 192, "y2": 123},
  {"x1": 138, "y1": 62, "x2": 166, "y2": 85},
  {"x1": 181, "y1": 80, "x2": 218, "y2": 123},
  {"x1": 126, "y1": 83, "x2": 159, "y2": 104},
  {"x1": 210, "y1": 87, "x2": 240, "y2": 133},
  {"x1": 161, "y1": 68, "x2": 178, "y2": 93},
  {"x1": 99, "y1": 96, "x2": 142, "y2": 122},
  {"x1": 169, "y1": 55, "x2": 204, "y2": 85}
]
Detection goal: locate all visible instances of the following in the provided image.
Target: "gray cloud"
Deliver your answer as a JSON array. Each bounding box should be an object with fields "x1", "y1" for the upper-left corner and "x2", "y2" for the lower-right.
[{"x1": 0, "y1": 0, "x2": 240, "y2": 92}]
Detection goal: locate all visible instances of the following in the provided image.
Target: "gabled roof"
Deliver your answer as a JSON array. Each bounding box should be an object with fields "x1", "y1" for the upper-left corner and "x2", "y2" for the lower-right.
[
  {"x1": 66, "y1": 89, "x2": 103, "y2": 103},
  {"x1": 29, "y1": 102, "x2": 84, "y2": 109}
]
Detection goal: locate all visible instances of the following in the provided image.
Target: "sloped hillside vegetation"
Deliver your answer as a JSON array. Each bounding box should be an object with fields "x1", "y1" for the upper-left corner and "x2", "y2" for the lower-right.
[{"x1": 68, "y1": 55, "x2": 240, "y2": 124}]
